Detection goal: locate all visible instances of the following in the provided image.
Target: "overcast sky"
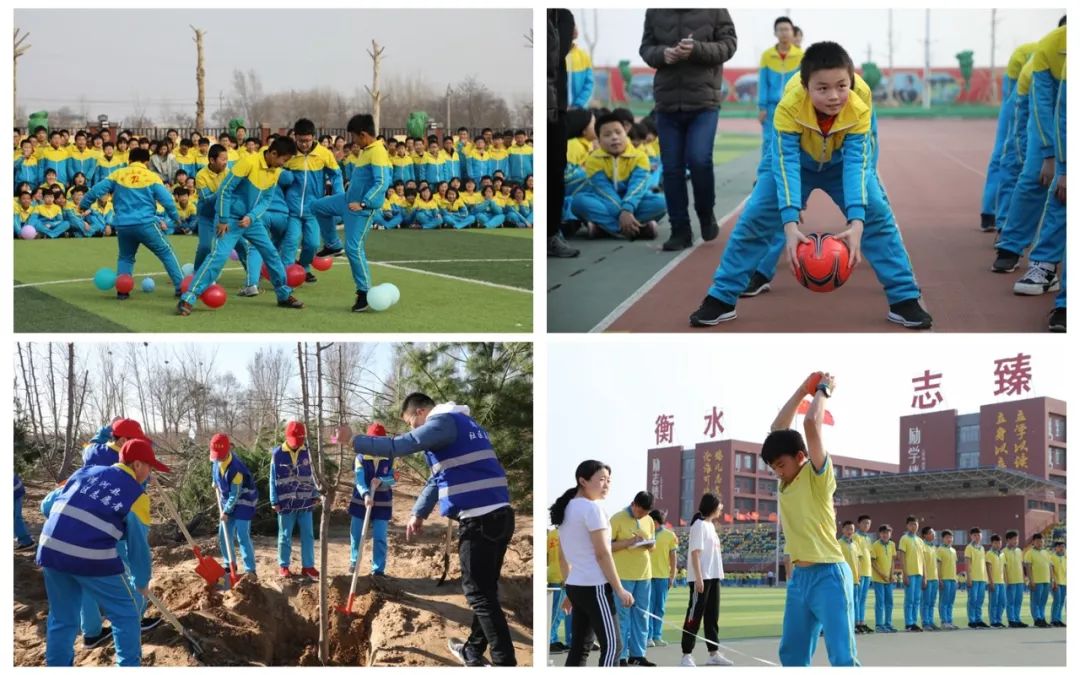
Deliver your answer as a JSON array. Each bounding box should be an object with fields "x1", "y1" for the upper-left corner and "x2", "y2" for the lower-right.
[
  {"x1": 546, "y1": 336, "x2": 1067, "y2": 511},
  {"x1": 13, "y1": 9, "x2": 532, "y2": 120},
  {"x1": 571, "y1": 8, "x2": 1065, "y2": 70}
]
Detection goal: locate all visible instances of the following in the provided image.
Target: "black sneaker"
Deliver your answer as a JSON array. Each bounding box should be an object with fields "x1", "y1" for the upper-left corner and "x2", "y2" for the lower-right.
[
  {"x1": 700, "y1": 214, "x2": 720, "y2": 242},
  {"x1": 83, "y1": 626, "x2": 112, "y2": 649},
  {"x1": 619, "y1": 659, "x2": 628, "y2": 667},
  {"x1": 549, "y1": 642, "x2": 568, "y2": 655},
  {"x1": 976, "y1": 621, "x2": 991, "y2": 628},
  {"x1": 627, "y1": 657, "x2": 657, "y2": 666},
  {"x1": 447, "y1": 638, "x2": 489, "y2": 666},
  {"x1": 548, "y1": 233, "x2": 580, "y2": 258},
  {"x1": 1016, "y1": 621, "x2": 1029, "y2": 628},
  {"x1": 1013, "y1": 262, "x2": 1059, "y2": 295},
  {"x1": 907, "y1": 625, "x2": 923, "y2": 632},
  {"x1": 634, "y1": 221, "x2": 658, "y2": 241},
  {"x1": 277, "y1": 296, "x2": 304, "y2": 309},
  {"x1": 662, "y1": 234, "x2": 693, "y2": 251},
  {"x1": 854, "y1": 625, "x2": 865, "y2": 634},
  {"x1": 689, "y1": 296, "x2": 737, "y2": 327},
  {"x1": 861, "y1": 625, "x2": 874, "y2": 634},
  {"x1": 1053, "y1": 620, "x2": 1066, "y2": 627},
  {"x1": 174, "y1": 289, "x2": 182, "y2": 298},
  {"x1": 305, "y1": 272, "x2": 318, "y2": 284},
  {"x1": 141, "y1": 616, "x2": 162, "y2": 632},
  {"x1": 925, "y1": 623, "x2": 940, "y2": 631},
  {"x1": 116, "y1": 292, "x2": 130, "y2": 300},
  {"x1": 740, "y1": 271, "x2": 772, "y2": 298},
  {"x1": 1008, "y1": 621, "x2": 1022, "y2": 628},
  {"x1": 1035, "y1": 619, "x2": 1051, "y2": 628},
  {"x1": 991, "y1": 623, "x2": 1006, "y2": 629},
  {"x1": 888, "y1": 299, "x2": 933, "y2": 329},
  {"x1": 980, "y1": 213, "x2": 996, "y2": 232},
  {"x1": 992, "y1": 249, "x2": 1021, "y2": 273},
  {"x1": 317, "y1": 245, "x2": 344, "y2": 258},
  {"x1": 352, "y1": 291, "x2": 369, "y2": 312},
  {"x1": 1048, "y1": 308, "x2": 1066, "y2": 332},
  {"x1": 176, "y1": 300, "x2": 194, "y2": 316}
]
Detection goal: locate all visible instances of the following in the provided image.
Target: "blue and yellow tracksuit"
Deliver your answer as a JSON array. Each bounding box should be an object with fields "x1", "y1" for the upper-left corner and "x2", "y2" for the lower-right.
[
  {"x1": 563, "y1": 137, "x2": 592, "y2": 222},
  {"x1": 504, "y1": 200, "x2": 533, "y2": 228},
  {"x1": 1053, "y1": 61, "x2": 1066, "y2": 311},
  {"x1": 508, "y1": 143, "x2": 534, "y2": 184},
  {"x1": 998, "y1": 26, "x2": 1066, "y2": 263},
  {"x1": 757, "y1": 44, "x2": 804, "y2": 175},
  {"x1": 170, "y1": 201, "x2": 197, "y2": 234},
  {"x1": 64, "y1": 202, "x2": 93, "y2": 237},
  {"x1": 38, "y1": 464, "x2": 152, "y2": 666},
  {"x1": 14, "y1": 201, "x2": 37, "y2": 236},
  {"x1": 460, "y1": 190, "x2": 484, "y2": 215},
  {"x1": 379, "y1": 196, "x2": 405, "y2": 230},
  {"x1": 312, "y1": 139, "x2": 391, "y2": 293},
  {"x1": 14, "y1": 154, "x2": 40, "y2": 189},
  {"x1": 419, "y1": 152, "x2": 444, "y2": 185},
  {"x1": 14, "y1": 474, "x2": 32, "y2": 546},
  {"x1": 566, "y1": 43, "x2": 595, "y2": 109},
  {"x1": 81, "y1": 163, "x2": 184, "y2": 289},
  {"x1": 348, "y1": 456, "x2": 394, "y2": 574},
  {"x1": 441, "y1": 150, "x2": 462, "y2": 183},
  {"x1": 442, "y1": 197, "x2": 477, "y2": 229},
  {"x1": 489, "y1": 147, "x2": 510, "y2": 178},
  {"x1": 89, "y1": 200, "x2": 114, "y2": 236},
  {"x1": 183, "y1": 152, "x2": 294, "y2": 305},
  {"x1": 282, "y1": 144, "x2": 344, "y2": 270},
  {"x1": 40, "y1": 145, "x2": 71, "y2": 186},
  {"x1": 1027, "y1": 32, "x2": 1067, "y2": 275},
  {"x1": 570, "y1": 144, "x2": 667, "y2": 235},
  {"x1": 33, "y1": 203, "x2": 68, "y2": 238},
  {"x1": 413, "y1": 197, "x2": 444, "y2": 229},
  {"x1": 214, "y1": 453, "x2": 259, "y2": 575},
  {"x1": 94, "y1": 155, "x2": 127, "y2": 184},
  {"x1": 994, "y1": 55, "x2": 1035, "y2": 234},
  {"x1": 708, "y1": 74, "x2": 920, "y2": 308},
  {"x1": 466, "y1": 149, "x2": 493, "y2": 182},
  {"x1": 175, "y1": 149, "x2": 201, "y2": 181},
  {"x1": 68, "y1": 148, "x2": 99, "y2": 186},
  {"x1": 193, "y1": 166, "x2": 227, "y2": 269},
  {"x1": 391, "y1": 153, "x2": 415, "y2": 184},
  {"x1": 982, "y1": 42, "x2": 1038, "y2": 217}
]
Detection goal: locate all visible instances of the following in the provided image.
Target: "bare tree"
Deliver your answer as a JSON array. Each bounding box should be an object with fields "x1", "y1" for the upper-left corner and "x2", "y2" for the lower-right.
[
  {"x1": 191, "y1": 26, "x2": 206, "y2": 130},
  {"x1": 366, "y1": 41, "x2": 386, "y2": 133},
  {"x1": 580, "y1": 9, "x2": 599, "y2": 61},
  {"x1": 14, "y1": 28, "x2": 30, "y2": 124}
]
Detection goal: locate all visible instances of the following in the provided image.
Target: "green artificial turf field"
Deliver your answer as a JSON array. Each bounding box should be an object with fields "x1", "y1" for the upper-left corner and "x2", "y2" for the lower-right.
[{"x1": 14, "y1": 228, "x2": 533, "y2": 333}]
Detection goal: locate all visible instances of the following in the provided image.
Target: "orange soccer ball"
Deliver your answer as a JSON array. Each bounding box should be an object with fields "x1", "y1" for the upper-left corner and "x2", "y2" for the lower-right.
[{"x1": 795, "y1": 233, "x2": 852, "y2": 293}]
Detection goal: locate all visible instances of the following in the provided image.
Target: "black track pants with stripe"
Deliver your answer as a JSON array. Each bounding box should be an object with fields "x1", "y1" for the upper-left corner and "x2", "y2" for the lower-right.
[{"x1": 565, "y1": 583, "x2": 622, "y2": 666}]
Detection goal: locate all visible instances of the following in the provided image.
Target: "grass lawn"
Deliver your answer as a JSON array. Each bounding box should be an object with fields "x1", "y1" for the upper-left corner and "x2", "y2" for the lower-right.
[{"x1": 14, "y1": 228, "x2": 533, "y2": 333}]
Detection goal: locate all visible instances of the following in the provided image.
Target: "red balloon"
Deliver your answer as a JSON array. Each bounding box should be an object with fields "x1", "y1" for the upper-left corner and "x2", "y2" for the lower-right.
[
  {"x1": 311, "y1": 256, "x2": 333, "y2": 272},
  {"x1": 285, "y1": 263, "x2": 306, "y2": 287},
  {"x1": 201, "y1": 283, "x2": 227, "y2": 309},
  {"x1": 260, "y1": 264, "x2": 270, "y2": 281},
  {"x1": 115, "y1": 274, "x2": 135, "y2": 294},
  {"x1": 180, "y1": 275, "x2": 194, "y2": 293}
]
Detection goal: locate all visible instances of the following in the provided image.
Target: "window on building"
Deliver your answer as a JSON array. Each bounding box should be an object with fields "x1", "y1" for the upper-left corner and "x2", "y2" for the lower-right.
[
  {"x1": 959, "y1": 425, "x2": 979, "y2": 444},
  {"x1": 959, "y1": 451, "x2": 979, "y2": 469},
  {"x1": 1060, "y1": 504, "x2": 1067, "y2": 521},
  {"x1": 952, "y1": 530, "x2": 967, "y2": 546},
  {"x1": 757, "y1": 455, "x2": 768, "y2": 472},
  {"x1": 1049, "y1": 414, "x2": 1066, "y2": 442},
  {"x1": 680, "y1": 453, "x2": 696, "y2": 525},
  {"x1": 1050, "y1": 447, "x2": 1066, "y2": 470},
  {"x1": 758, "y1": 478, "x2": 777, "y2": 495},
  {"x1": 842, "y1": 467, "x2": 862, "y2": 478},
  {"x1": 734, "y1": 476, "x2": 755, "y2": 494},
  {"x1": 834, "y1": 464, "x2": 843, "y2": 478},
  {"x1": 1050, "y1": 474, "x2": 1066, "y2": 486},
  {"x1": 734, "y1": 497, "x2": 756, "y2": 514},
  {"x1": 736, "y1": 452, "x2": 755, "y2": 472},
  {"x1": 864, "y1": 469, "x2": 878, "y2": 477},
  {"x1": 759, "y1": 499, "x2": 777, "y2": 517}
]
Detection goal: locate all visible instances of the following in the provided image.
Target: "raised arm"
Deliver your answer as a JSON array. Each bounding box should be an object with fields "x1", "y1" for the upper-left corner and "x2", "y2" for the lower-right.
[
  {"x1": 803, "y1": 373, "x2": 834, "y2": 473},
  {"x1": 772, "y1": 372, "x2": 823, "y2": 431}
]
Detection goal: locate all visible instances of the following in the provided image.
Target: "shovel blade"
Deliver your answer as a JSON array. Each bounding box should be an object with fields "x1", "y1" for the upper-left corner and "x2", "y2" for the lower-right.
[{"x1": 194, "y1": 555, "x2": 226, "y2": 586}]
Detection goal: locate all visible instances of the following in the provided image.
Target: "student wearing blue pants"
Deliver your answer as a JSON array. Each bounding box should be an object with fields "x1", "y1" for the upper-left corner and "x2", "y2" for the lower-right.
[
  {"x1": 897, "y1": 516, "x2": 924, "y2": 631},
  {"x1": 80, "y1": 149, "x2": 185, "y2": 298},
  {"x1": 442, "y1": 188, "x2": 478, "y2": 229},
  {"x1": 853, "y1": 516, "x2": 875, "y2": 633},
  {"x1": 548, "y1": 585, "x2": 571, "y2": 648},
  {"x1": 1050, "y1": 540, "x2": 1066, "y2": 626},
  {"x1": 980, "y1": 42, "x2": 1037, "y2": 230},
  {"x1": 311, "y1": 114, "x2": 391, "y2": 313},
  {"x1": 610, "y1": 492, "x2": 656, "y2": 666},
  {"x1": 755, "y1": 17, "x2": 803, "y2": 178},
  {"x1": 179, "y1": 138, "x2": 302, "y2": 315},
  {"x1": 987, "y1": 535, "x2": 1008, "y2": 627},
  {"x1": 270, "y1": 421, "x2": 319, "y2": 579},
  {"x1": 919, "y1": 526, "x2": 940, "y2": 629},
  {"x1": 34, "y1": 190, "x2": 71, "y2": 238},
  {"x1": 193, "y1": 144, "x2": 232, "y2": 269},
  {"x1": 648, "y1": 509, "x2": 677, "y2": 645},
  {"x1": 1025, "y1": 533, "x2": 1053, "y2": 626},
  {"x1": 476, "y1": 187, "x2": 507, "y2": 229},
  {"x1": 37, "y1": 438, "x2": 169, "y2": 667},
  {"x1": 870, "y1": 525, "x2": 897, "y2": 632},
  {"x1": 349, "y1": 423, "x2": 394, "y2": 576},
  {"x1": 964, "y1": 528, "x2": 990, "y2": 628},
  {"x1": 210, "y1": 434, "x2": 259, "y2": 576},
  {"x1": 14, "y1": 474, "x2": 34, "y2": 549},
  {"x1": 935, "y1": 530, "x2": 959, "y2": 628},
  {"x1": 283, "y1": 118, "x2": 345, "y2": 270},
  {"x1": 1003, "y1": 530, "x2": 1027, "y2": 626},
  {"x1": 991, "y1": 79, "x2": 1028, "y2": 237},
  {"x1": 692, "y1": 42, "x2": 930, "y2": 330}
]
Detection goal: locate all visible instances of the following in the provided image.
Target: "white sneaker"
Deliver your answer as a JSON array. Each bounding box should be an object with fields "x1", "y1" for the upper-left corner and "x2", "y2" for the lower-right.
[
  {"x1": 238, "y1": 285, "x2": 260, "y2": 297},
  {"x1": 1014, "y1": 262, "x2": 1060, "y2": 295},
  {"x1": 705, "y1": 652, "x2": 733, "y2": 666},
  {"x1": 647, "y1": 639, "x2": 656, "y2": 648},
  {"x1": 681, "y1": 654, "x2": 697, "y2": 667},
  {"x1": 654, "y1": 638, "x2": 668, "y2": 647}
]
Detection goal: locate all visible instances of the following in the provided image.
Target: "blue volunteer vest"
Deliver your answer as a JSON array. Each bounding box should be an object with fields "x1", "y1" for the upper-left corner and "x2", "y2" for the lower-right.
[
  {"x1": 15, "y1": 473, "x2": 25, "y2": 500},
  {"x1": 82, "y1": 441, "x2": 121, "y2": 467},
  {"x1": 348, "y1": 456, "x2": 393, "y2": 521},
  {"x1": 214, "y1": 454, "x2": 259, "y2": 521},
  {"x1": 36, "y1": 464, "x2": 143, "y2": 576},
  {"x1": 271, "y1": 446, "x2": 317, "y2": 512},
  {"x1": 426, "y1": 413, "x2": 510, "y2": 518}
]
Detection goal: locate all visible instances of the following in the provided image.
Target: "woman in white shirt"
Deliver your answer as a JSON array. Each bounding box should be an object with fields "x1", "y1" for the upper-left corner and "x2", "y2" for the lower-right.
[
  {"x1": 681, "y1": 493, "x2": 733, "y2": 667},
  {"x1": 550, "y1": 460, "x2": 634, "y2": 667}
]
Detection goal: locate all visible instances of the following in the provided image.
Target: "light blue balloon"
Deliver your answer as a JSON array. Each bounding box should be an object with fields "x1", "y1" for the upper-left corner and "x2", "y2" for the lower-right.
[
  {"x1": 385, "y1": 283, "x2": 401, "y2": 305},
  {"x1": 182, "y1": 263, "x2": 195, "y2": 276},
  {"x1": 93, "y1": 267, "x2": 116, "y2": 291},
  {"x1": 368, "y1": 284, "x2": 394, "y2": 311},
  {"x1": 141, "y1": 277, "x2": 156, "y2": 293}
]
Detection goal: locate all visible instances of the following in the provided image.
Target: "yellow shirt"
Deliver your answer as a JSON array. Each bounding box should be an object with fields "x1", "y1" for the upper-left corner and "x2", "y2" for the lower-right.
[
  {"x1": 1050, "y1": 553, "x2": 1066, "y2": 585},
  {"x1": 1024, "y1": 547, "x2": 1052, "y2": 584},
  {"x1": 1003, "y1": 546, "x2": 1025, "y2": 584},
  {"x1": 986, "y1": 548, "x2": 1006, "y2": 584},
  {"x1": 650, "y1": 527, "x2": 678, "y2": 579},
  {"x1": 854, "y1": 533, "x2": 873, "y2": 578},
  {"x1": 547, "y1": 529, "x2": 563, "y2": 584},
  {"x1": 838, "y1": 536, "x2": 860, "y2": 580},
  {"x1": 921, "y1": 542, "x2": 938, "y2": 581},
  {"x1": 965, "y1": 544, "x2": 987, "y2": 582},
  {"x1": 610, "y1": 507, "x2": 655, "y2": 581},
  {"x1": 898, "y1": 532, "x2": 925, "y2": 576},
  {"x1": 870, "y1": 539, "x2": 897, "y2": 583},
  {"x1": 936, "y1": 545, "x2": 958, "y2": 581},
  {"x1": 777, "y1": 455, "x2": 845, "y2": 564}
]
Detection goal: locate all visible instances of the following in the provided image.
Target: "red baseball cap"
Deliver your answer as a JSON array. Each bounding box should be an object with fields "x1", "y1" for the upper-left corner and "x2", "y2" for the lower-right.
[
  {"x1": 366, "y1": 422, "x2": 387, "y2": 437},
  {"x1": 119, "y1": 438, "x2": 170, "y2": 473},
  {"x1": 285, "y1": 421, "x2": 306, "y2": 448},
  {"x1": 112, "y1": 418, "x2": 146, "y2": 441},
  {"x1": 209, "y1": 433, "x2": 231, "y2": 461}
]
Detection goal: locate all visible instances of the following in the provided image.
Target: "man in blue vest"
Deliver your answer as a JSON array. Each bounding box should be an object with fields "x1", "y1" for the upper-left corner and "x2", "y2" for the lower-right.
[
  {"x1": 349, "y1": 422, "x2": 395, "y2": 576},
  {"x1": 352, "y1": 393, "x2": 516, "y2": 667},
  {"x1": 270, "y1": 420, "x2": 319, "y2": 580},
  {"x1": 36, "y1": 438, "x2": 169, "y2": 667},
  {"x1": 210, "y1": 433, "x2": 259, "y2": 579}
]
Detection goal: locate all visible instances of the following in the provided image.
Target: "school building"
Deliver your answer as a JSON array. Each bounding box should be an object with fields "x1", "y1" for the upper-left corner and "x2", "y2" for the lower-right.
[{"x1": 646, "y1": 396, "x2": 1066, "y2": 570}]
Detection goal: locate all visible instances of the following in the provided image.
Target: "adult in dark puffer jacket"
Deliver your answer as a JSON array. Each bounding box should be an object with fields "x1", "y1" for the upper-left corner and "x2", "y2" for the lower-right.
[{"x1": 640, "y1": 9, "x2": 737, "y2": 252}]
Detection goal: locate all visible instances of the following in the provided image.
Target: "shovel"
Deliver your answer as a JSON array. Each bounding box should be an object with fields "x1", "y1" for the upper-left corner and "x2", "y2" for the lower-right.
[
  {"x1": 143, "y1": 587, "x2": 206, "y2": 657},
  {"x1": 436, "y1": 517, "x2": 454, "y2": 586},
  {"x1": 337, "y1": 477, "x2": 379, "y2": 617},
  {"x1": 214, "y1": 488, "x2": 242, "y2": 588},
  {"x1": 158, "y1": 487, "x2": 226, "y2": 588}
]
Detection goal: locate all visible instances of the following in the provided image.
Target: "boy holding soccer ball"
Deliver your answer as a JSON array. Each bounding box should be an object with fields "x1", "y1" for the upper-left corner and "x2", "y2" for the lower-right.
[{"x1": 690, "y1": 41, "x2": 930, "y2": 329}]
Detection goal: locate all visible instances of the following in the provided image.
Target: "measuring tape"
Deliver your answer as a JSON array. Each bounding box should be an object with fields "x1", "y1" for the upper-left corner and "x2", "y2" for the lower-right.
[{"x1": 632, "y1": 606, "x2": 779, "y2": 666}]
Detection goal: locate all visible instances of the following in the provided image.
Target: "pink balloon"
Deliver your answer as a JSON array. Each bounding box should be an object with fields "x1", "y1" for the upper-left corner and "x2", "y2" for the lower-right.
[{"x1": 20, "y1": 224, "x2": 37, "y2": 240}]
